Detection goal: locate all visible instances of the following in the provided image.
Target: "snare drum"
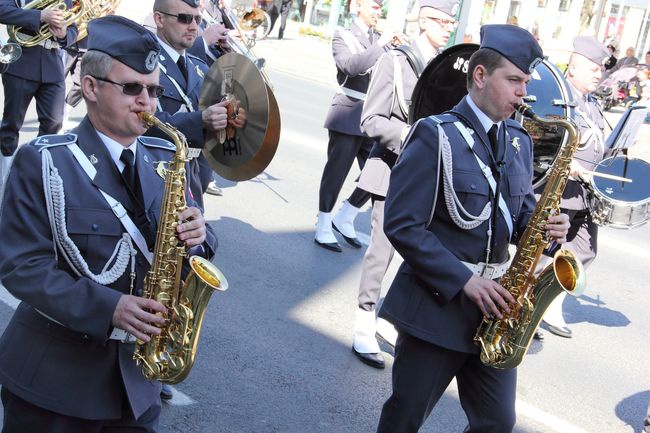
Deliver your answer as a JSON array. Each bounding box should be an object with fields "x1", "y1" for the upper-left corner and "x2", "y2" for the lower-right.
[{"x1": 588, "y1": 156, "x2": 650, "y2": 229}]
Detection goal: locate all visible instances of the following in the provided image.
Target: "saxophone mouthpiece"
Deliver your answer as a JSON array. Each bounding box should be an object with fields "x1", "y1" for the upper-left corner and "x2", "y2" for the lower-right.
[
  {"x1": 137, "y1": 112, "x2": 156, "y2": 128},
  {"x1": 514, "y1": 103, "x2": 536, "y2": 120}
]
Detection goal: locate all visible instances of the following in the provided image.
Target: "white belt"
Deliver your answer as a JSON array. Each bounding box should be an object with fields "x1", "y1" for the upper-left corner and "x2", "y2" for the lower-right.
[
  {"x1": 186, "y1": 147, "x2": 202, "y2": 159},
  {"x1": 461, "y1": 260, "x2": 510, "y2": 280},
  {"x1": 338, "y1": 87, "x2": 366, "y2": 101},
  {"x1": 109, "y1": 328, "x2": 137, "y2": 343}
]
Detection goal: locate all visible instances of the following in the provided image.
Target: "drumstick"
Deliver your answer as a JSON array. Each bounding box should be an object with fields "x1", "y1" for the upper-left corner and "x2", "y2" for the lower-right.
[{"x1": 582, "y1": 170, "x2": 633, "y2": 183}]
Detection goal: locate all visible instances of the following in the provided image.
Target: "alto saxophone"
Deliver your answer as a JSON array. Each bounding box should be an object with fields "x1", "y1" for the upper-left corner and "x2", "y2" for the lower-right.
[
  {"x1": 473, "y1": 104, "x2": 586, "y2": 370},
  {"x1": 134, "y1": 112, "x2": 228, "y2": 384}
]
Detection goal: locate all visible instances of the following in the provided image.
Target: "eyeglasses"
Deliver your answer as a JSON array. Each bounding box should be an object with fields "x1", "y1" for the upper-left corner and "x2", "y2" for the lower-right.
[
  {"x1": 424, "y1": 16, "x2": 458, "y2": 29},
  {"x1": 157, "y1": 10, "x2": 202, "y2": 25},
  {"x1": 91, "y1": 76, "x2": 165, "y2": 98}
]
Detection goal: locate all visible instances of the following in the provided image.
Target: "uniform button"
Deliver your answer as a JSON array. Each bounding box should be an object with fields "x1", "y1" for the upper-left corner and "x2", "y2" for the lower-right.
[
  {"x1": 470, "y1": 184, "x2": 476, "y2": 190},
  {"x1": 82, "y1": 334, "x2": 89, "y2": 340},
  {"x1": 91, "y1": 224, "x2": 99, "y2": 231},
  {"x1": 520, "y1": 187, "x2": 525, "y2": 192}
]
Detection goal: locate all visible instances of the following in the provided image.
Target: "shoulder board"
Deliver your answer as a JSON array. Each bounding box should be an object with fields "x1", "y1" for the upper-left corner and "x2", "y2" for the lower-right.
[
  {"x1": 505, "y1": 118, "x2": 528, "y2": 133},
  {"x1": 187, "y1": 53, "x2": 207, "y2": 66},
  {"x1": 425, "y1": 113, "x2": 458, "y2": 125},
  {"x1": 31, "y1": 133, "x2": 78, "y2": 150},
  {"x1": 138, "y1": 136, "x2": 176, "y2": 151}
]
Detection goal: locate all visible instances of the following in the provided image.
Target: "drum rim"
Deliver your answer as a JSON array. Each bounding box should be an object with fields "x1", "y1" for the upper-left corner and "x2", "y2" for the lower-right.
[{"x1": 590, "y1": 156, "x2": 650, "y2": 205}]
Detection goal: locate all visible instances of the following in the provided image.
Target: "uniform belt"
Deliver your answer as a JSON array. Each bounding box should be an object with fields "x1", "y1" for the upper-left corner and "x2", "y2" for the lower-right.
[
  {"x1": 461, "y1": 260, "x2": 510, "y2": 280},
  {"x1": 16, "y1": 33, "x2": 60, "y2": 49},
  {"x1": 338, "y1": 87, "x2": 366, "y2": 101},
  {"x1": 109, "y1": 328, "x2": 137, "y2": 343}
]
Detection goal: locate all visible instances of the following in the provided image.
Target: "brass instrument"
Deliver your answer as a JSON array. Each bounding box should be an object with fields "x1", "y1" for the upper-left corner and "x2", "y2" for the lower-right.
[
  {"x1": 133, "y1": 112, "x2": 228, "y2": 384},
  {"x1": 473, "y1": 104, "x2": 587, "y2": 370},
  {"x1": 75, "y1": 0, "x2": 122, "y2": 42},
  {"x1": 8, "y1": 0, "x2": 87, "y2": 48},
  {"x1": 0, "y1": 37, "x2": 22, "y2": 64},
  {"x1": 239, "y1": 8, "x2": 266, "y2": 31}
]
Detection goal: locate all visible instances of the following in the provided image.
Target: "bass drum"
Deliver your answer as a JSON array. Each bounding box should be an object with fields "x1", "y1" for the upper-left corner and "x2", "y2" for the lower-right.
[{"x1": 409, "y1": 44, "x2": 573, "y2": 188}]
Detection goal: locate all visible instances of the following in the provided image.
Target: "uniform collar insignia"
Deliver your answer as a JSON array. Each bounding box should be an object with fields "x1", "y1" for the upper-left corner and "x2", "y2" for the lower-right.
[
  {"x1": 511, "y1": 136, "x2": 520, "y2": 153},
  {"x1": 196, "y1": 65, "x2": 205, "y2": 79},
  {"x1": 89, "y1": 154, "x2": 98, "y2": 165}
]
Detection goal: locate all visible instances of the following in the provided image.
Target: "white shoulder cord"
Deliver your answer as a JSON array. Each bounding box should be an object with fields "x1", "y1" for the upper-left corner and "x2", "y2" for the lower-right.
[
  {"x1": 438, "y1": 124, "x2": 492, "y2": 230},
  {"x1": 41, "y1": 148, "x2": 136, "y2": 285}
]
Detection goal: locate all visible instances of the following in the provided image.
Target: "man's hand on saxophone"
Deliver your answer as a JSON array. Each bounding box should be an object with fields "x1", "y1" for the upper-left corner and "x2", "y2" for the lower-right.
[
  {"x1": 112, "y1": 296, "x2": 167, "y2": 343},
  {"x1": 545, "y1": 213, "x2": 570, "y2": 244},
  {"x1": 177, "y1": 206, "x2": 208, "y2": 247}
]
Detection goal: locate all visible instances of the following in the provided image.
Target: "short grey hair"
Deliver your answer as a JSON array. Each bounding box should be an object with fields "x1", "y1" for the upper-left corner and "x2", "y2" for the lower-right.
[{"x1": 80, "y1": 50, "x2": 114, "y2": 80}]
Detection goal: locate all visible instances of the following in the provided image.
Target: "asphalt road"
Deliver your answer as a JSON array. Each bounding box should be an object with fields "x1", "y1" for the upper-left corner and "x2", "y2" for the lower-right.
[{"x1": 0, "y1": 49, "x2": 649, "y2": 433}]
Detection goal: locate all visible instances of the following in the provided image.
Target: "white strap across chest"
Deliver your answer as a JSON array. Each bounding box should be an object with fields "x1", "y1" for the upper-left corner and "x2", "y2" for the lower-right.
[
  {"x1": 66, "y1": 143, "x2": 154, "y2": 264},
  {"x1": 158, "y1": 60, "x2": 196, "y2": 114}
]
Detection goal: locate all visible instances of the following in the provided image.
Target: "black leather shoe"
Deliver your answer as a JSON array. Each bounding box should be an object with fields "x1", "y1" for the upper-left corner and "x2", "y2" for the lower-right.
[
  {"x1": 533, "y1": 330, "x2": 544, "y2": 341},
  {"x1": 352, "y1": 347, "x2": 385, "y2": 369},
  {"x1": 332, "y1": 223, "x2": 362, "y2": 248},
  {"x1": 160, "y1": 384, "x2": 173, "y2": 401},
  {"x1": 314, "y1": 239, "x2": 342, "y2": 252},
  {"x1": 545, "y1": 324, "x2": 572, "y2": 338}
]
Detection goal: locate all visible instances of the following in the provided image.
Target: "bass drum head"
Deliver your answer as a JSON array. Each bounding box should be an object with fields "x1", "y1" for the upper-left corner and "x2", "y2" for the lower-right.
[
  {"x1": 409, "y1": 43, "x2": 478, "y2": 122},
  {"x1": 516, "y1": 60, "x2": 574, "y2": 188},
  {"x1": 410, "y1": 46, "x2": 574, "y2": 189}
]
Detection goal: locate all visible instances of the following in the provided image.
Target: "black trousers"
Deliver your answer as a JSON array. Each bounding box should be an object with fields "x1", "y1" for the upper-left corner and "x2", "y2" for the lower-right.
[
  {"x1": 0, "y1": 74, "x2": 64, "y2": 156},
  {"x1": 376, "y1": 332, "x2": 517, "y2": 433},
  {"x1": 318, "y1": 130, "x2": 372, "y2": 212},
  {"x1": 1, "y1": 388, "x2": 161, "y2": 433},
  {"x1": 277, "y1": 0, "x2": 292, "y2": 39}
]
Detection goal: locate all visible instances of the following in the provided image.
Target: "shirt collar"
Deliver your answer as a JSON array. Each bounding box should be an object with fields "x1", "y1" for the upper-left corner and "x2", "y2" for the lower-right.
[
  {"x1": 466, "y1": 94, "x2": 502, "y2": 134},
  {"x1": 156, "y1": 35, "x2": 184, "y2": 64},
  {"x1": 414, "y1": 34, "x2": 437, "y2": 64},
  {"x1": 96, "y1": 130, "x2": 138, "y2": 172},
  {"x1": 354, "y1": 18, "x2": 371, "y2": 35}
]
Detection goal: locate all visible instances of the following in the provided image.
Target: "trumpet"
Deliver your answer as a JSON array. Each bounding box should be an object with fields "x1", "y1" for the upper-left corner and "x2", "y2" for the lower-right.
[
  {"x1": 0, "y1": 37, "x2": 22, "y2": 64},
  {"x1": 8, "y1": 0, "x2": 87, "y2": 48}
]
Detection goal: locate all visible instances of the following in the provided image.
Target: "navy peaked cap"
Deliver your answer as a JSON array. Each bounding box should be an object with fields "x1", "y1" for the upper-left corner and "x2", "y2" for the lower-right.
[
  {"x1": 480, "y1": 24, "x2": 544, "y2": 74},
  {"x1": 419, "y1": 0, "x2": 459, "y2": 16},
  {"x1": 88, "y1": 16, "x2": 161, "y2": 74},
  {"x1": 573, "y1": 36, "x2": 609, "y2": 65},
  {"x1": 181, "y1": 0, "x2": 200, "y2": 7}
]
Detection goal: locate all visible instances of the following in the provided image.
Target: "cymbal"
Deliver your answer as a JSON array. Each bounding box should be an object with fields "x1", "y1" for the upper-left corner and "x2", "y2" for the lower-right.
[{"x1": 199, "y1": 52, "x2": 280, "y2": 181}]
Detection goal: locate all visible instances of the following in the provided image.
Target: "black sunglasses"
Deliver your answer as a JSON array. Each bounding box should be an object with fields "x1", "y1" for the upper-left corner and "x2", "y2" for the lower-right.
[
  {"x1": 157, "y1": 10, "x2": 202, "y2": 25},
  {"x1": 91, "y1": 76, "x2": 165, "y2": 98}
]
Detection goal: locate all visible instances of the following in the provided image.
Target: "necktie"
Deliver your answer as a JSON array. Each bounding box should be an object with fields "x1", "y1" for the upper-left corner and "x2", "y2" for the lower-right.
[
  {"x1": 368, "y1": 28, "x2": 374, "y2": 44},
  {"x1": 488, "y1": 124, "x2": 499, "y2": 159},
  {"x1": 177, "y1": 55, "x2": 188, "y2": 83},
  {"x1": 120, "y1": 149, "x2": 138, "y2": 197}
]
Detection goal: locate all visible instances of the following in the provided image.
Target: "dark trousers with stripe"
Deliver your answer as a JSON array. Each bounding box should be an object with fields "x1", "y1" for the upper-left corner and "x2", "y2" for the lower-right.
[
  {"x1": 376, "y1": 332, "x2": 517, "y2": 433},
  {"x1": 318, "y1": 130, "x2": 372, "y2": 212},
  {"x1": 0, "y1": 74, "x2": 64, "y2": 156}
]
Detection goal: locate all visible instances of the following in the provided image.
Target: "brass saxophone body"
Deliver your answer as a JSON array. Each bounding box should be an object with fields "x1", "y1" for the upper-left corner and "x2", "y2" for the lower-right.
[
  {"x1": 473, "y1": 104, "x2": 586, "y2": 370},
  {"x1": 134, "y1": 112, "x2": 228, "y2": 384}
]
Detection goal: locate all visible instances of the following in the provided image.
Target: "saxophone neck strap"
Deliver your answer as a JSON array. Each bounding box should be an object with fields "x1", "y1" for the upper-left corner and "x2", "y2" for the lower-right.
[
  {"x1": 66, "y1": 142, "x2": 154, "y2": 264},
  {"x1": 158, "y1": 60, "x2": 196, "y2": 113}
]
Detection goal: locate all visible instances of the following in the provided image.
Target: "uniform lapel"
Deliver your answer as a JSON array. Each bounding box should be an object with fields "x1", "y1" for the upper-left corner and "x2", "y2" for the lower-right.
[
  {"x1": 185, "y1": 56, "x2": 202, "y2": 99},
  {"x1": 351, "y1": 22, "x2": 370, "y2": 49},
  {"x1": 135, "y1": 141, "x2": 164, "y2": 212},
  {"x1": 160, "y1": 52, "x2": 187, "y2": 88},
  {"x1": 73, "y1": 118, "x2": 135, "y2": 214}
]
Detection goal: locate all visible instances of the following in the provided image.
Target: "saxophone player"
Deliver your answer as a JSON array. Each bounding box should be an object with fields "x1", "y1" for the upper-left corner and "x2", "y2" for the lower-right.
[
  {"x1": 0, "y1": 15, "x2": 217, "y2": 432},
  {"x1": 375, "y1": 25, "x2": 570, "y2": 433}
]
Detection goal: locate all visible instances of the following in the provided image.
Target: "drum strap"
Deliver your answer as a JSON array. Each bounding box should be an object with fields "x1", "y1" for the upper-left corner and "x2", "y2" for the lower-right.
[{"x1": 452, "y1": 121, "x2": 514, "y2": 240}]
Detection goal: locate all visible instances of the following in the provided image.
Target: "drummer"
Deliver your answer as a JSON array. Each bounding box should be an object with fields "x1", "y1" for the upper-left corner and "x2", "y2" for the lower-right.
[{"x1": 538, "y1": 36, "x2": 610, "y2": 340}]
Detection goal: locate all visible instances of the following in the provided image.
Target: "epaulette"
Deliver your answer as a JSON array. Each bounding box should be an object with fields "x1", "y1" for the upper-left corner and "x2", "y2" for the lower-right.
[
  {"x1": 31, "y1": 133, "x2": 78, "y2": 151},
  {"x1": 425, "y1": 113, "x2": 458, "y2": 125},
  {"x1": 187, "y1": 52, "x2": 207, "y2": 66},
  {"x1": 505, "y1": 118, "x2": 529, "y2": 133},
  {"x1": 138, "y1": 136, "x2": 176, "y2": 152}
]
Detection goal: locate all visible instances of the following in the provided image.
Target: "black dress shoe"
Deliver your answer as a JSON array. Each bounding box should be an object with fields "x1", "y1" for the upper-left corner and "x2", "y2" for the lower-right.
[
  {"x1": 352, "y1": 347, "x2": 385, "y2": 369},
  {"x1": 545, "y1": 324, "x2": 572, "y2": 338},
  {"x1": 160, "y1": 384, "x2": 173, "y2": 401},
  {"x1": 533, "y1": 330, "x2": 544, "y2": 341},
  {"x1": 314, "y1": 239, "x2": 342, "y2": 252},
  {"x1": 332, "y1": 223, "x2": 362, "y2": 248}
]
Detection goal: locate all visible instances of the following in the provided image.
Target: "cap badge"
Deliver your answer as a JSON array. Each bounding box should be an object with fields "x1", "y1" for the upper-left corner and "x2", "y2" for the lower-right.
[
  {"x1": 451, "y1": 3, "x2": 460, "y2": 16},
  {"x1": 145, "y1": 51, "x2": 159, "y2": 72},
  {"x1": 528, "y1": 57, "x2": 542, "y2": 73}
]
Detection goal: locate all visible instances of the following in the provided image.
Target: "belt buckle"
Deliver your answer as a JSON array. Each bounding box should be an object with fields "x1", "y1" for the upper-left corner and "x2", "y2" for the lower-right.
[
  {"x1": 111, "y1": 202, "x2": 126, "y2": 218},
  {"x1": 482, "y1": 263, "x2": 497, "y2": 280}
]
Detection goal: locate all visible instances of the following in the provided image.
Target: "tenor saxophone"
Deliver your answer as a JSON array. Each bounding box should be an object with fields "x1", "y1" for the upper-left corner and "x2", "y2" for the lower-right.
[
  {"x1": 133, "y1": 112, "x2": 228, "y2": 384},
  {"x1": 473, "y1": 104, "x2": 586, "y2": 370}
]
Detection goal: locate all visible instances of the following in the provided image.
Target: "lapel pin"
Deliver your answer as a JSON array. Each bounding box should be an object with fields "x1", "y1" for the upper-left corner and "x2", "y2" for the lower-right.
[
  {"x1": 144, "y1": 154, "x2": 150, "y2": 163},
  {"x1": 89, "y1": 154, "x2": 98, "y2": 165},
  {"x1": 511, "y1": 137, "x2": 520, "y2": 153},
  {"x1": 196, "y1": 65, "x2": 205, "y2": 79}
]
